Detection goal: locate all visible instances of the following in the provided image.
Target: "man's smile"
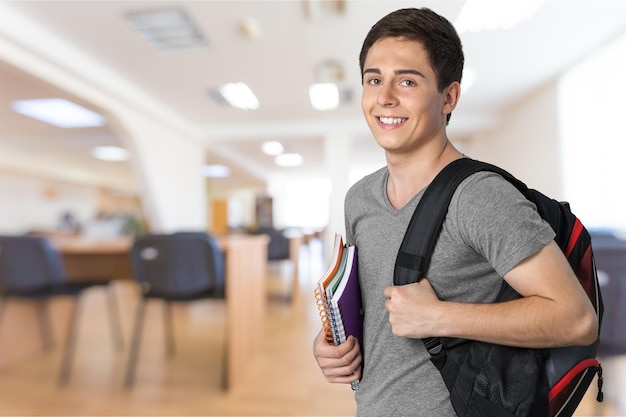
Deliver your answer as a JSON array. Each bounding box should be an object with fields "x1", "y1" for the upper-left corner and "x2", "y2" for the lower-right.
[{"x1": 377, "y1": 116, "x2": 407, "y2": 125}]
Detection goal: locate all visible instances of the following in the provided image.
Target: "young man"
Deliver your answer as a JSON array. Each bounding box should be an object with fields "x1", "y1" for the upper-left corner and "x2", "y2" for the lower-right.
[{"x1": 313, "y1": 8, "x2": 598, "y2": 417}]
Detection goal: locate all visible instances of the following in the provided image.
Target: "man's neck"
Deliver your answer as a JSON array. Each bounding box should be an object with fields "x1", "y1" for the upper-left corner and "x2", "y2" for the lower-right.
[{"x1": 385, "y1": 141, "x2": 463, "y2": 209}]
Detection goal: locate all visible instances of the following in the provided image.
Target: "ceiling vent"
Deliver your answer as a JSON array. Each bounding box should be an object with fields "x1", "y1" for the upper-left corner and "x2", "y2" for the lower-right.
[{"x1": 127, "y1": 8, "x2": 208, "y2": 51}]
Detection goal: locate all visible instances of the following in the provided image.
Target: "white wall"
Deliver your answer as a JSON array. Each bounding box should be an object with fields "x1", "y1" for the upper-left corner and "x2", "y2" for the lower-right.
[
  {"x1": 457, "y1": 25, "x2": 626, "y2": 234},
  {"x1": 558, "y1": 29, "x2": 626, "y2": 232},
  {"x1": 267, "y1": 173, "x2": 332, "y2": 230},
  {"x1": 0, "y1": 173, "x2": 99, "y2": 234},
  {"x1": 460, "y1": 79, "x2": 562, "y2": 198}
]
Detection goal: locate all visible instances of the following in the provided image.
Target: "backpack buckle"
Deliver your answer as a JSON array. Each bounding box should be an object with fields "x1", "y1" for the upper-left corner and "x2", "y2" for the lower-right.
[{"x1": 423, "y1": 337, "x2": 446, "y2": 369}]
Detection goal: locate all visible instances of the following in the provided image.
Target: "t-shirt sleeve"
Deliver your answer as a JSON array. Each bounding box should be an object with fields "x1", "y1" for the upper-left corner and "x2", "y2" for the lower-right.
[{"x1": 449, "y1": 172, "x2": 556, "y2": 277}]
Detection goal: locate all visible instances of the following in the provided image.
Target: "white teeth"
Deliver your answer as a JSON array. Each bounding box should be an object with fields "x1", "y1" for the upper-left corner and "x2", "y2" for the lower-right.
[{"x1": 379, "y1": 117, "x2": 406, "y2": 125}]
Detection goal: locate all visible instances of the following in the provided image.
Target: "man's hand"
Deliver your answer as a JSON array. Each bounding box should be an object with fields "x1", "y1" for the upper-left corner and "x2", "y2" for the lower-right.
[
  {"x1": 313, "y1": 330, "x2": 362, "y2": 384},
  {"x1": 384, "y1": 278, "x2": 443, "y2": 339}
]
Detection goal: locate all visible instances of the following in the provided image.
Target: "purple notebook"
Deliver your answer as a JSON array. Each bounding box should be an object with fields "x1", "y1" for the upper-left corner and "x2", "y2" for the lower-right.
[
  {"x1": 330, "y1": 245, "x2": 362, "y2": 391},
  {"x1": 330, "y1": 245, "x2": 363, "y2": 358}
]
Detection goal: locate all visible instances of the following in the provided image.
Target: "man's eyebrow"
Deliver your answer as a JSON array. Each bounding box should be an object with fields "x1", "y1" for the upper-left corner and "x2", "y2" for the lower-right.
[
  {"x1": 362, "y1": 68, "x2": 426, "y2": 78},
  {"x1": 396, "y1": 69, "x2": 426, "y2": 78},
  {"x1": 362, "y1": 68, "x2": 381, "y2": 75}
]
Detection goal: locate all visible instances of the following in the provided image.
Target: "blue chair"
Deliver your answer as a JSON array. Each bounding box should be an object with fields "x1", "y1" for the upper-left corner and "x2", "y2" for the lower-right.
[
  {"x1": 124, "y1": 232, "x2": 225, "y2": 387},
  {"x1": 0, "y1": 235, "x2": 123, "y2": 384}
]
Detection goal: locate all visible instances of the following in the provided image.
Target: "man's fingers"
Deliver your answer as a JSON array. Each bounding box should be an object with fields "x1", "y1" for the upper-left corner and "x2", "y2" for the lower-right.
[
  {"x1": 321, "y1": 347, "x2": 362, "y2": 382},
  {"x1": 314, "y1": 335, "x2": 362, "y2": 383}
]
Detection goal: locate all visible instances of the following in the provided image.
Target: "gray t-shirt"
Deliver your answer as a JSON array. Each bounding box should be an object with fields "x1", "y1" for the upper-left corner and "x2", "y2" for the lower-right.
[{"x1": 345, "y1": 166, "x2": 555, "y2": 417}]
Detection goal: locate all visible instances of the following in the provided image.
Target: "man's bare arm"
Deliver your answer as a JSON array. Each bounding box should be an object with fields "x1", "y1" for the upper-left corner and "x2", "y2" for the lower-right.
[{"x1": 384, "y1": 240, "x2": 598, "y2": 348}]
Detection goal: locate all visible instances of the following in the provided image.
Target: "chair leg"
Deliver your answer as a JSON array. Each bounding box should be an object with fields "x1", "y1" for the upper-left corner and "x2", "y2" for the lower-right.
[
  {"x1": 124, "y1": 298, "x2": 147, "y2": 388},
  {"x1": 163, "y1": 301, "x2": 175, "y2": 357},
  {"x1": 34, "y1": 299, "x2": 54, "y2": 352},
  {"x1": 0, "y1": 297, "x2": 5, "y2": 342},
  {"x1": 105, "y1": 285, "x2": 124, "y2": 351},
  {"x1": 58, "y1": 296, "x2": 83, "y2": 385},
  {"x1": 221, "y1": 332, "x2": 228, "y2": 390}
]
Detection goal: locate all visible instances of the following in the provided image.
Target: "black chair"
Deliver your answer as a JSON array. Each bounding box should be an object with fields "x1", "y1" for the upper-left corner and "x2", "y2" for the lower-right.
[
  {"x1": 247, "y1": 227, "x2": 290, "y2": 261},
  {"x1": 590, "y1": 231, "x2": 626, "y2": 356},
  {"x1": 588, "y1": 231, "x2": 626, "y2": 413},
  {"x1": 0, "y1": 235, "x2": 123, "y2": 384},
  {"x1": 265, "y1": 227, "x2": 291, "y2": 261},
  {"x1": 124, "y1": 232, "x2": 225, "y2": 387}
]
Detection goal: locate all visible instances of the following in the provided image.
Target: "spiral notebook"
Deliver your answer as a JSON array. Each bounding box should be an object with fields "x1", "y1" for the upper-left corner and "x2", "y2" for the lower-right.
[{"x1": 314, "y1": 233, "x2": 363, "y2": 391}]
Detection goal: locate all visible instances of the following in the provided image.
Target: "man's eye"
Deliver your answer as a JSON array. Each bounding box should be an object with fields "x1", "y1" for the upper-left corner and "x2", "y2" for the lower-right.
[
  {"x1": 367, "y1": 78, "x2": 381, "y2": 86},
  {"x1": 400, "y1": 80, "x2": 416, "y2": 87}
]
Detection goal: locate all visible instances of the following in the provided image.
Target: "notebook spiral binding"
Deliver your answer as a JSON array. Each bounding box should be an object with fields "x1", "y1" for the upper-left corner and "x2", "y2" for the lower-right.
[{"x1": 314, "y1": 287, "x2": 334, "y2": 343}]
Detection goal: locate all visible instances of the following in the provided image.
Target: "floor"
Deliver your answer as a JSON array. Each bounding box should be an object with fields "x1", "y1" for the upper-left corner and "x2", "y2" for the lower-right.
[{"x1": 0, "y1": 238, "x2": 623, "y2": 416}]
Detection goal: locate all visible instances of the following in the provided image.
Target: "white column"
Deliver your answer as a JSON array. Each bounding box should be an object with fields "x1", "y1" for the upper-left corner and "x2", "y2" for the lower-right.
[{"x1": 113, "y1": 114, "x2": 207, "y2": 233}]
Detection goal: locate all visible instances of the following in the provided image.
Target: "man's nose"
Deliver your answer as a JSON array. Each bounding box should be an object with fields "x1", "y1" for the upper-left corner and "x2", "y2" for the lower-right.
[{"x1": 377, "y1": 83, "x2": 398, "y2": 106}]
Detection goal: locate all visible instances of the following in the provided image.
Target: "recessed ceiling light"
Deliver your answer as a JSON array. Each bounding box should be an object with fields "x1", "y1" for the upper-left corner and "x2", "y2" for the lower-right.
[
  {"x1": 127, "y1": 8, "x2": 208, "y2": 51},
  {"x1": 275, "y1": 153, "x2": 303, "y2": 167},
  {"x1": 218, "y1": 82, "x2": 259, "y2": 110},
  {"x1": 309, "y1": 83, "x2": 339, "y2": 111},
  {"x1": 261, "y1": 141, "x2": 284, "y2": 156},
  {"x1": 11, "y1": 98, "x2": 105, "y2": 128},
  {"x1": 92, "y1": 146, "x2": 129, "y2": 161},
  {"x1": 202, "y1": 164, "x2": 231, "y2": 178}
]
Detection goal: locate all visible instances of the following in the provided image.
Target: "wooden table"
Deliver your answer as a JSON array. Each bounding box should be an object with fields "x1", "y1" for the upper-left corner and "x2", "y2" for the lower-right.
[
  {"x1": 52, "y1": 234, "x2": 268, "y2": 390},
  {"x1": 54, "y1": 237, "x2": 134, "y2": 282}
]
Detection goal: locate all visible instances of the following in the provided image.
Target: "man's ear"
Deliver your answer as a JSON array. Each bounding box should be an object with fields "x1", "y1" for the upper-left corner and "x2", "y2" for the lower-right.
[{"x1": 442, "y1": 81, "x2": 461, "y2": 116}]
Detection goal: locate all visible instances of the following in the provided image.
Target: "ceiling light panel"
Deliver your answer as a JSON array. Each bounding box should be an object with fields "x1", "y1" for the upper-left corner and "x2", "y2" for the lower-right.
[
  {"x1": 203, "y1": 164, "x2": 231, "y2": 178},
  {"x1": 92, "y1": 146, "x2": 129, "y2": 161},
  {"x1": 261, "y1": 141, "x2": 284, "y2": 156},
  {"x1": 11, "y1": 98, "x2": 105, "y2": 128},
  {"x1": 127, "y1": 8, "x2": 208, "y2": 51},
  {"x1": 218, "y1": 82, "x2": 259, "y2": 110},
  {"x1": 275, "y1": 153, "x2": 303, "y2": 168}
]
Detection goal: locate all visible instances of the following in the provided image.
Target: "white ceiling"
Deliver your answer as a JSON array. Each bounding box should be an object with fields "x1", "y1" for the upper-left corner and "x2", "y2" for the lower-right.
[{"x1": 1, "y1": 0, "x2": 626, "y2": 188}]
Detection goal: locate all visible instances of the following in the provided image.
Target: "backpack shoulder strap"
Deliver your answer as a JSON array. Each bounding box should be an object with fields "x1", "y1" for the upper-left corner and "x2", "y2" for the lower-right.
[{"x1": 393, "y1": 158, "x2": 525, "y2": 364}]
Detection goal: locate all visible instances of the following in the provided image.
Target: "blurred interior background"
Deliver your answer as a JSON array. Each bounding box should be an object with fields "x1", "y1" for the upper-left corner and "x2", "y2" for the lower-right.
[{"x1": 0, "y1": 0, "x2": 625, "y2": 415}]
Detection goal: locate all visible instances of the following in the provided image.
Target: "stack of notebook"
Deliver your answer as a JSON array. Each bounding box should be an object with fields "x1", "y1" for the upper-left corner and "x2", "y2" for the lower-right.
[{"x1": 314, "y1": 233, "x2": 363, "y2": 391}]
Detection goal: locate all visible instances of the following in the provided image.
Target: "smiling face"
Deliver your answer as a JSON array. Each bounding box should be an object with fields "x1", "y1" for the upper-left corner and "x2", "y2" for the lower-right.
[{"x1": 361, "y1": 37, "x2": 459, "y2": 158}]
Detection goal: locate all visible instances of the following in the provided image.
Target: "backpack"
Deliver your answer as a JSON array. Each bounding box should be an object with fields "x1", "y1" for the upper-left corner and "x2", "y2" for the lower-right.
[{"x1": 393, "y1": 158, "x2": 604, "y2": 417}]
